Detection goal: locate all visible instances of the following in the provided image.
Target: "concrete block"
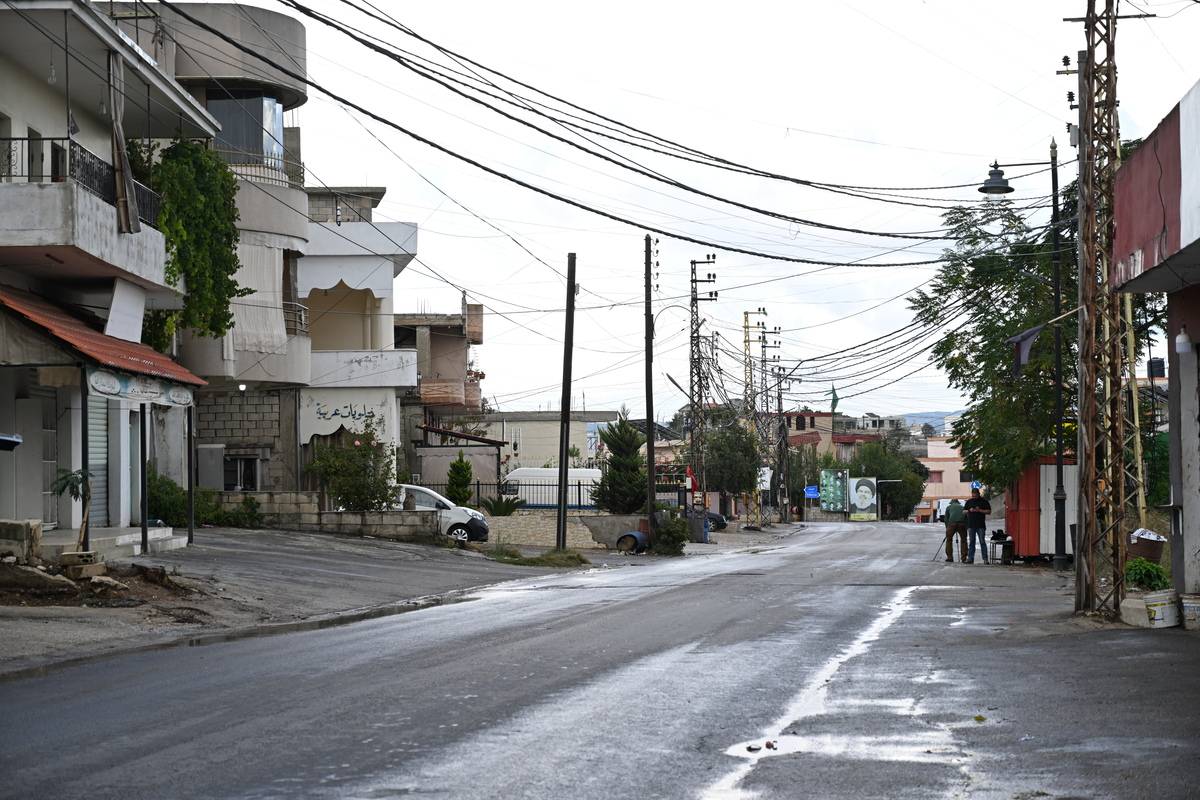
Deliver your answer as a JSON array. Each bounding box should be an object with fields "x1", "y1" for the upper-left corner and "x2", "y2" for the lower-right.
[
  {"x1": 0, "y1": 564, "x2": 80, "y2": 594},
  {"x1": 64, "y1": 562, "x2": 107, "y2": 579}
]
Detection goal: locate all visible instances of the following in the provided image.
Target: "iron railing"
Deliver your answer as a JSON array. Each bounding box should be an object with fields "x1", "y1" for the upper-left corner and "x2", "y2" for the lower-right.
[
  {"x1": 213, "y1": 147, "x2": 305, "y2": 190},
  {"x1": 419, "y1": 481, "x2": 597, "y2": 510},
  {"x1": 282, "y1": 302, "x2": 310, "y2": 335},
  {"x1": 0, "y1": 137, "x2": 161, "y2": 228}
]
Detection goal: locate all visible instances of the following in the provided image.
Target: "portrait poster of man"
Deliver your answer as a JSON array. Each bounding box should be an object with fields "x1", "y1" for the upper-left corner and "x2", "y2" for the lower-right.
[
  {"x1": 819, "y1": 469, "x2": 848, "y2": 512},
  {"x1": 849, "y1": 476, "x2": 878, "y2": 521}
]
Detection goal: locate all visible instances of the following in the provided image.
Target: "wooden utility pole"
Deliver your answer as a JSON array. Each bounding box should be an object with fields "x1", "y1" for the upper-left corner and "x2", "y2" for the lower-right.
[{"x1": 554, "y1": 254, "x2": 577, "y2": 550}]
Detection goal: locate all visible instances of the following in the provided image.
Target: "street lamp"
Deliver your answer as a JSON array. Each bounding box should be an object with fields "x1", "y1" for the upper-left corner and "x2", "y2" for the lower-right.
[{"x1": 980, "y1": 141, "x2": 1068, "y2": 571}]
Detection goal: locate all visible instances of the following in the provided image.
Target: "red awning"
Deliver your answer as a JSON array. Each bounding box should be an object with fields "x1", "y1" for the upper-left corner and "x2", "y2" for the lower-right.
[{"x1": 0, "y1": 286, "x2": 206, "y2": 387}]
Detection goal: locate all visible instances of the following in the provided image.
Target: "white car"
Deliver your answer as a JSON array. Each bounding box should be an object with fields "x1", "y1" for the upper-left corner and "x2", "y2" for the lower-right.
[{"x1": 396, "y1": 484, "x2": 489, "y2": 542}]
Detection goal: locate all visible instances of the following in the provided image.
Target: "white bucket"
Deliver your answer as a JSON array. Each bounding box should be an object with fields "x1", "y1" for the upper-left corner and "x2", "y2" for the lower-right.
[
  {"x1": 1181, "y1": 594, "x2": 1200, "y2": 631},
  {"x1": 1144, "y1": 590, "x2": 1180, "y2": 628}
]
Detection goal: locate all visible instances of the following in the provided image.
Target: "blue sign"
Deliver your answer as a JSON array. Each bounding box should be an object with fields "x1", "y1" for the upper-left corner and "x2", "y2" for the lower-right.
[
  {"x1": 971, "y1": 480, "x2": 982, "y2": 490},
  {"x1": 804, "y1": 485, "x2": 820, "y2": 499}
]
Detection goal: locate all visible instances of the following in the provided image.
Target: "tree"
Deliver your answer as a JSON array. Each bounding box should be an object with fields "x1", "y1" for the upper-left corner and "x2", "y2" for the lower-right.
[
  {"x1": 908, "y1": 141, "x2": 1163, "y2": 492},
  {"x1": 704, "y1": 422, "x2": 759, "y2": 495},
  {"x1": 445, "y1": 450, "x2": 474, "y2": 506},
  {"x1": 307, "y1": 418, "x2": 397, "y2": 511},
  {"x1": 921, "y1": 423, "x2": 936, "y2": 438},
  {"x1": 593, "y1": 412, "x2": 647, "y2": 514}
]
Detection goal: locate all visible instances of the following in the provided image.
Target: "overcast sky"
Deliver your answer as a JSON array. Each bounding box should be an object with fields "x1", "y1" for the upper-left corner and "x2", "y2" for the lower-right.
[{"x1": 270, "y1": 0, "x2": 1200, "y2": 422}]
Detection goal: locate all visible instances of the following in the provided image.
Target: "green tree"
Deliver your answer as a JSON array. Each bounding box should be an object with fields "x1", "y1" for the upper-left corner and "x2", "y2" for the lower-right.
[
  {"x1": 445, "y1": 450, "x2": 474, "y2": 506},
  {"x1": 307, "y1": 418, "x2": 397, "y2": 511},
  {"x1": 593, "y1": 412, "x2": 647, "y2": 514},
  {"x1": 704, "y1": 422, "x2": 759, "y2": 495},
  {"x1": 908, "y1": 140, "x2": 1163, "y2": 491}
]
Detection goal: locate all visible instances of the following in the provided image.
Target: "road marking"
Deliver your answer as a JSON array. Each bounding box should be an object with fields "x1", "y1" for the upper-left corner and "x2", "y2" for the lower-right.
[{"x1": 700, "y1": 585, "x2": 920, "y2": 799}]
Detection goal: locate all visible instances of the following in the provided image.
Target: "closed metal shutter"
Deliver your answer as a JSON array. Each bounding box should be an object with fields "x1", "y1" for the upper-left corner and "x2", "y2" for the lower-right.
[
  {"x1": 87, "y1": 396, "x2": 109, "y2": 528},
  {"x1": 28, "y1": 386, "x2": 59, "y2": 528}
]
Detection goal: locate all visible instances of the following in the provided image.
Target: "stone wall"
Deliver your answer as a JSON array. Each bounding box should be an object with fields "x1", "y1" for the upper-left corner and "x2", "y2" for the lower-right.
[
  {"x1": 216, "y1": 491, "x2": 437, "y2": 540},
  {"x1": 0, "y1": 519, "x2": 42, "y2": 564},
  {"x1": 197, "y1": 388, "x2": 299, "y2": 491},
  {"x1": 485, "y1": 509, "x2": 605, "y2": 550}
]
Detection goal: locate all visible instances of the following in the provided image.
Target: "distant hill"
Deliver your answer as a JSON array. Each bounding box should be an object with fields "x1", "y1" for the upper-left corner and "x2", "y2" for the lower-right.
[{"x1": 903, "y1": 410, "x2": 965, "y2": 434}]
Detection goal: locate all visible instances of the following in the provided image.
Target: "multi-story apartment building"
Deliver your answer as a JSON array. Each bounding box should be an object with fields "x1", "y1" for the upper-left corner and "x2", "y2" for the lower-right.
[
  {"x1": 121, "y1": 3, "x2": 313, "y2": 491},
  {"x1": 0, "y1": 0, "x2": 214, "y2": 534},
  {"x1": 302, "y1": 186, "x2": 417, "y2": 470}
]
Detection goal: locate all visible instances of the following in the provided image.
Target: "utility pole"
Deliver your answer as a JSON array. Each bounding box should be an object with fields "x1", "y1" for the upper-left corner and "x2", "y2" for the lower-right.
[
  {"x1": 644, "y1": 235, "x2": 656, "y2": 534},
  {"x1": 775, "y1": 367, "x2": 791, "y2": 523},
  {"x1": 742, "y1": 308, "x2": 766, "y2": 528},
  {"x1": 554, "y1": 253, "x2": 577, "y2": 551},
  {"x1": 759, "y1": 328, "x2": 780, "y2": 522},
  {"x1": 1071, "y1": 0, "x2": 1150, "y2": 612},
  {"x1": 689, "y1": 256, "x2": 717, "y2": 516}
]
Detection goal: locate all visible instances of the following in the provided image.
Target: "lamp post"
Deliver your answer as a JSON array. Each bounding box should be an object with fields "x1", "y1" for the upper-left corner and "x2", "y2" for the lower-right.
[{"x1": 979, "y1": 142, "x2": 1068, "y2": 571}]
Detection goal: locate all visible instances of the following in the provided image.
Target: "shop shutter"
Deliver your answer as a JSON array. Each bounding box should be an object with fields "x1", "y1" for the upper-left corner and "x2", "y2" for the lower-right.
[{"x1": 87, "y1": 396, "x2": 109, "y2": 528}]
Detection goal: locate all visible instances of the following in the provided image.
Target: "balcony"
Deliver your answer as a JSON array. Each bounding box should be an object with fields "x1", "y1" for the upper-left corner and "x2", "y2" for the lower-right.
[
  {"x1": 0, "y1": 139, "x2": 171, "y2": 291},
  {"x1": 283, "y1": 301, "x2": 309, "y2": 335},
  {"x1": 213, "y1": 147, "x2": 305, "y2": 191},
  {"x1": 309, "y1": 348, "x2": 417, "y2": 389},
  {"x1": 1, "y1": 138, "x2": 160, "y2": 228}
]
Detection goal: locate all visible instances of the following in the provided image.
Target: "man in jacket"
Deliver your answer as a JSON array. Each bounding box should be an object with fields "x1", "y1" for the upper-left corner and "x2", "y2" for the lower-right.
[
  {"x1": 943, "y1": 499, "x2": 967, "y2": 563},
  {"x1": 964, "y1": 488, "x2": 992, "y2": 564}
]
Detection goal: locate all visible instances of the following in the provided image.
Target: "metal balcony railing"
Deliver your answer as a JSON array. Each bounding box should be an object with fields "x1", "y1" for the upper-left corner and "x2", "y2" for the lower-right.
[
  {"x1": 282, "y1": 301, "x2": 309, "y2": 335},
  {"x1": 0, "y1": 137, "x2": 161, "y2": 229},
  {"x1": 212, "y1": 147, "x2": 305, "y2": 190}
]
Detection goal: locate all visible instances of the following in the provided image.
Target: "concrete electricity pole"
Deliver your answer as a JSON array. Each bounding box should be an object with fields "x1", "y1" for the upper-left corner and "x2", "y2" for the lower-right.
[{"x1": 689, "y1": 256, "x2": 717, "y2": 514}]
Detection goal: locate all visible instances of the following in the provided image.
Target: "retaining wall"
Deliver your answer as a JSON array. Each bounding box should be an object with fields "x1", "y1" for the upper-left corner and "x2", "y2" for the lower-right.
[
  {"x1": 486, "y1": 509, "x2": 607, "y2": 550},
  {"x1": 217, "y1": 491, "x2": 438, "y2": 539}
]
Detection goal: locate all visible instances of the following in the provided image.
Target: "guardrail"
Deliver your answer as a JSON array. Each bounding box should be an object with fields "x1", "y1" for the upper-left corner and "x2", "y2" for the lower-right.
[
  {"x1": 212, "y1": 147, "x2": 305, "y2": 190},
  {"x1": 282, "y1": 301, "x2": 309, "y2": 335}
]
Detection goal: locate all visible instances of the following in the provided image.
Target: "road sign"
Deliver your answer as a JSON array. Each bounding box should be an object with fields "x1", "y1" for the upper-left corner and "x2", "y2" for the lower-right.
[
  {"x1": 804, "y1": 485, "x2": 819, "y2": 499},
  {"x1": 971, "y1": 480, "x2": 982, "y2": 490}
]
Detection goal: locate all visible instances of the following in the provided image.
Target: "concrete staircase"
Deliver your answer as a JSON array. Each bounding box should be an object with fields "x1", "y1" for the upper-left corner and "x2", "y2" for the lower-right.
[{"x1": 39, "y1": 527, "x2": 188, "y2": 563}]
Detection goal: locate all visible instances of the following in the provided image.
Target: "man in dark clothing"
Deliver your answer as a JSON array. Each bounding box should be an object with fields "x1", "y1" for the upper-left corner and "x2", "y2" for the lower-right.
[{"x1": 964, "y1": 488, "x2": 992, "y2": 563}]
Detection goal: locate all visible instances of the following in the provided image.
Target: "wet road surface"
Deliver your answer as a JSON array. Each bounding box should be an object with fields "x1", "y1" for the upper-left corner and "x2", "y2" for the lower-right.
[{"x1": 3, "y1": 522, "x2": 1198, "y2": 799}]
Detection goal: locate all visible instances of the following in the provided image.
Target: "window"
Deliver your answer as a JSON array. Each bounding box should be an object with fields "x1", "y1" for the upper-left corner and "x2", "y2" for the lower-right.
[
  {"x1": 208, "y1": 91, "x2": 285, "y2": 165},
  {"x1": 959, "y1": 471, "x2": 974, "y2": 483},
  {"x1": 796, "y1": 415, "x2": 806, "y2": 430},
  {"x1": 224, "y1": 457, "x2": 259, "y2": 491},
  {"x1": 928, "y1": 470, "x2": 943, "y2": 483}
]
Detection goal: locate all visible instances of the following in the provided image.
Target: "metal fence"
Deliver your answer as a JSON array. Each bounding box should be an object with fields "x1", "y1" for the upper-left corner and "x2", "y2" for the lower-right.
[
  {"x1": 0, "y1": 137, "x2": 160, "y2": 228},
  {"x1": 420, "y1": 481, "x2": 597, "y2": 509}
]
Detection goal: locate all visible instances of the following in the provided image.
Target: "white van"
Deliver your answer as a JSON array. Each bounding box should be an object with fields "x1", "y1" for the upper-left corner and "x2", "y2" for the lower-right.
[
  {"x1": 396, "y1": 484, "x2": 489, "y2": 542},
  {"x1": 500, "y1": 467, "x2": 602, "y2": 509}
]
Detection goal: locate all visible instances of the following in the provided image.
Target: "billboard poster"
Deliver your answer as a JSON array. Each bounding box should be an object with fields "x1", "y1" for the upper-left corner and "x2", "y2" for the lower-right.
[
  {"x1": 819, "y1": 469, "x2": 848, "y2": 512},
  {"x1": 849, "y1": 476, "x2": 878, "y2": 521}
]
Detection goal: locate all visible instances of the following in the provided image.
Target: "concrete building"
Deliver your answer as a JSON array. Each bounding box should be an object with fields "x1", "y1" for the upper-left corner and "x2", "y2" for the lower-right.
[
  {"x1": 302, "y1": 186, "x2": 417, "y2": 472},
  {"x1": 0, "y1": 0, "x2": 214, "y2": 537},
  {"x1": 124, "y1": 2, "x2": 312, "y2": 491},
  {"x1": 915, "y1": 437, "x2": 973, "y2": 523},
  {"x1": 394, "y1": 302, "x2": 484, "y2": 479},
  {"x1": 1112, "y1": 74, "x2": 1200, "y2": 595}
]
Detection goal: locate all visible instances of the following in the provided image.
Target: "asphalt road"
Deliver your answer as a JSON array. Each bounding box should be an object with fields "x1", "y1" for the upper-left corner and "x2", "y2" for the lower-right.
[{"x1": 3, "y1": 522, "x2": 1198, "y2": 799}]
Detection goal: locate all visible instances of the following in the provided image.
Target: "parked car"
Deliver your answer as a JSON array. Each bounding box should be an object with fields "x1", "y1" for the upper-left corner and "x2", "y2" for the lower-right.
[
  {"x1": 395, "y1": 484, "x2": 489, "y2": 542},
  {"x1": 705, "y1": 510, "x2": 728, "y2": 531}
]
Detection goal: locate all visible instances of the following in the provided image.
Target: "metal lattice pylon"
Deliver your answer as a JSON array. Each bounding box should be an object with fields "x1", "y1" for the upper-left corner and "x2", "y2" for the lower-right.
[{"x1": 1074, "y1": 0, "x2": 1147, "y2": 613}]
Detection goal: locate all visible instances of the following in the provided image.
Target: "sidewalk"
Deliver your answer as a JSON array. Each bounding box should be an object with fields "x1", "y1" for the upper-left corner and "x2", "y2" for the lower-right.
[{"x1": 0, "y1": 527, "x2": 618, "y2": 677}]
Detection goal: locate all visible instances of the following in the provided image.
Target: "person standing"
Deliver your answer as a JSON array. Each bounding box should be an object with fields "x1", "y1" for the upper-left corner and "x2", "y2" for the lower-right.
[
  {"x1": 943, "y1": 499, "x2": 967, "y2": 563},
  {"x1": 964, "y1": 488, "x2": 992, "y2": 564}
]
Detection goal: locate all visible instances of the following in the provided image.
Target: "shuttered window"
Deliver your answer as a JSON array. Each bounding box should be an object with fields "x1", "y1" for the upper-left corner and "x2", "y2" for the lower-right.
[{"x1": 87, "y1": 396, "x2": 108, "y2": 528}]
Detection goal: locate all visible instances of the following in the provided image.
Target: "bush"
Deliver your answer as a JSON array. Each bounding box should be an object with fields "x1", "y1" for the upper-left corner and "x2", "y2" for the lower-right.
[
  {"x1": 221, "y1": 496, "x2": 263, "y2": 529},
  {"x1": 445, "y1": 450, "x2": 474, "y2": 506},
  {"x1": 307, "y1": 418, "x2": 396, "y2": 511},
  {"x1": 651, "y1": 512, "x2": 689, "y2": 556},
  {"x1": 1126, "y1": 556, "x2": 1170, "y2": 591},
  {"x1": 147, "y1": 468, "x2": 222, "y2": 526},
  {"x1": 480, "y1": 496, "x2": 525, "y2": 516}
]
